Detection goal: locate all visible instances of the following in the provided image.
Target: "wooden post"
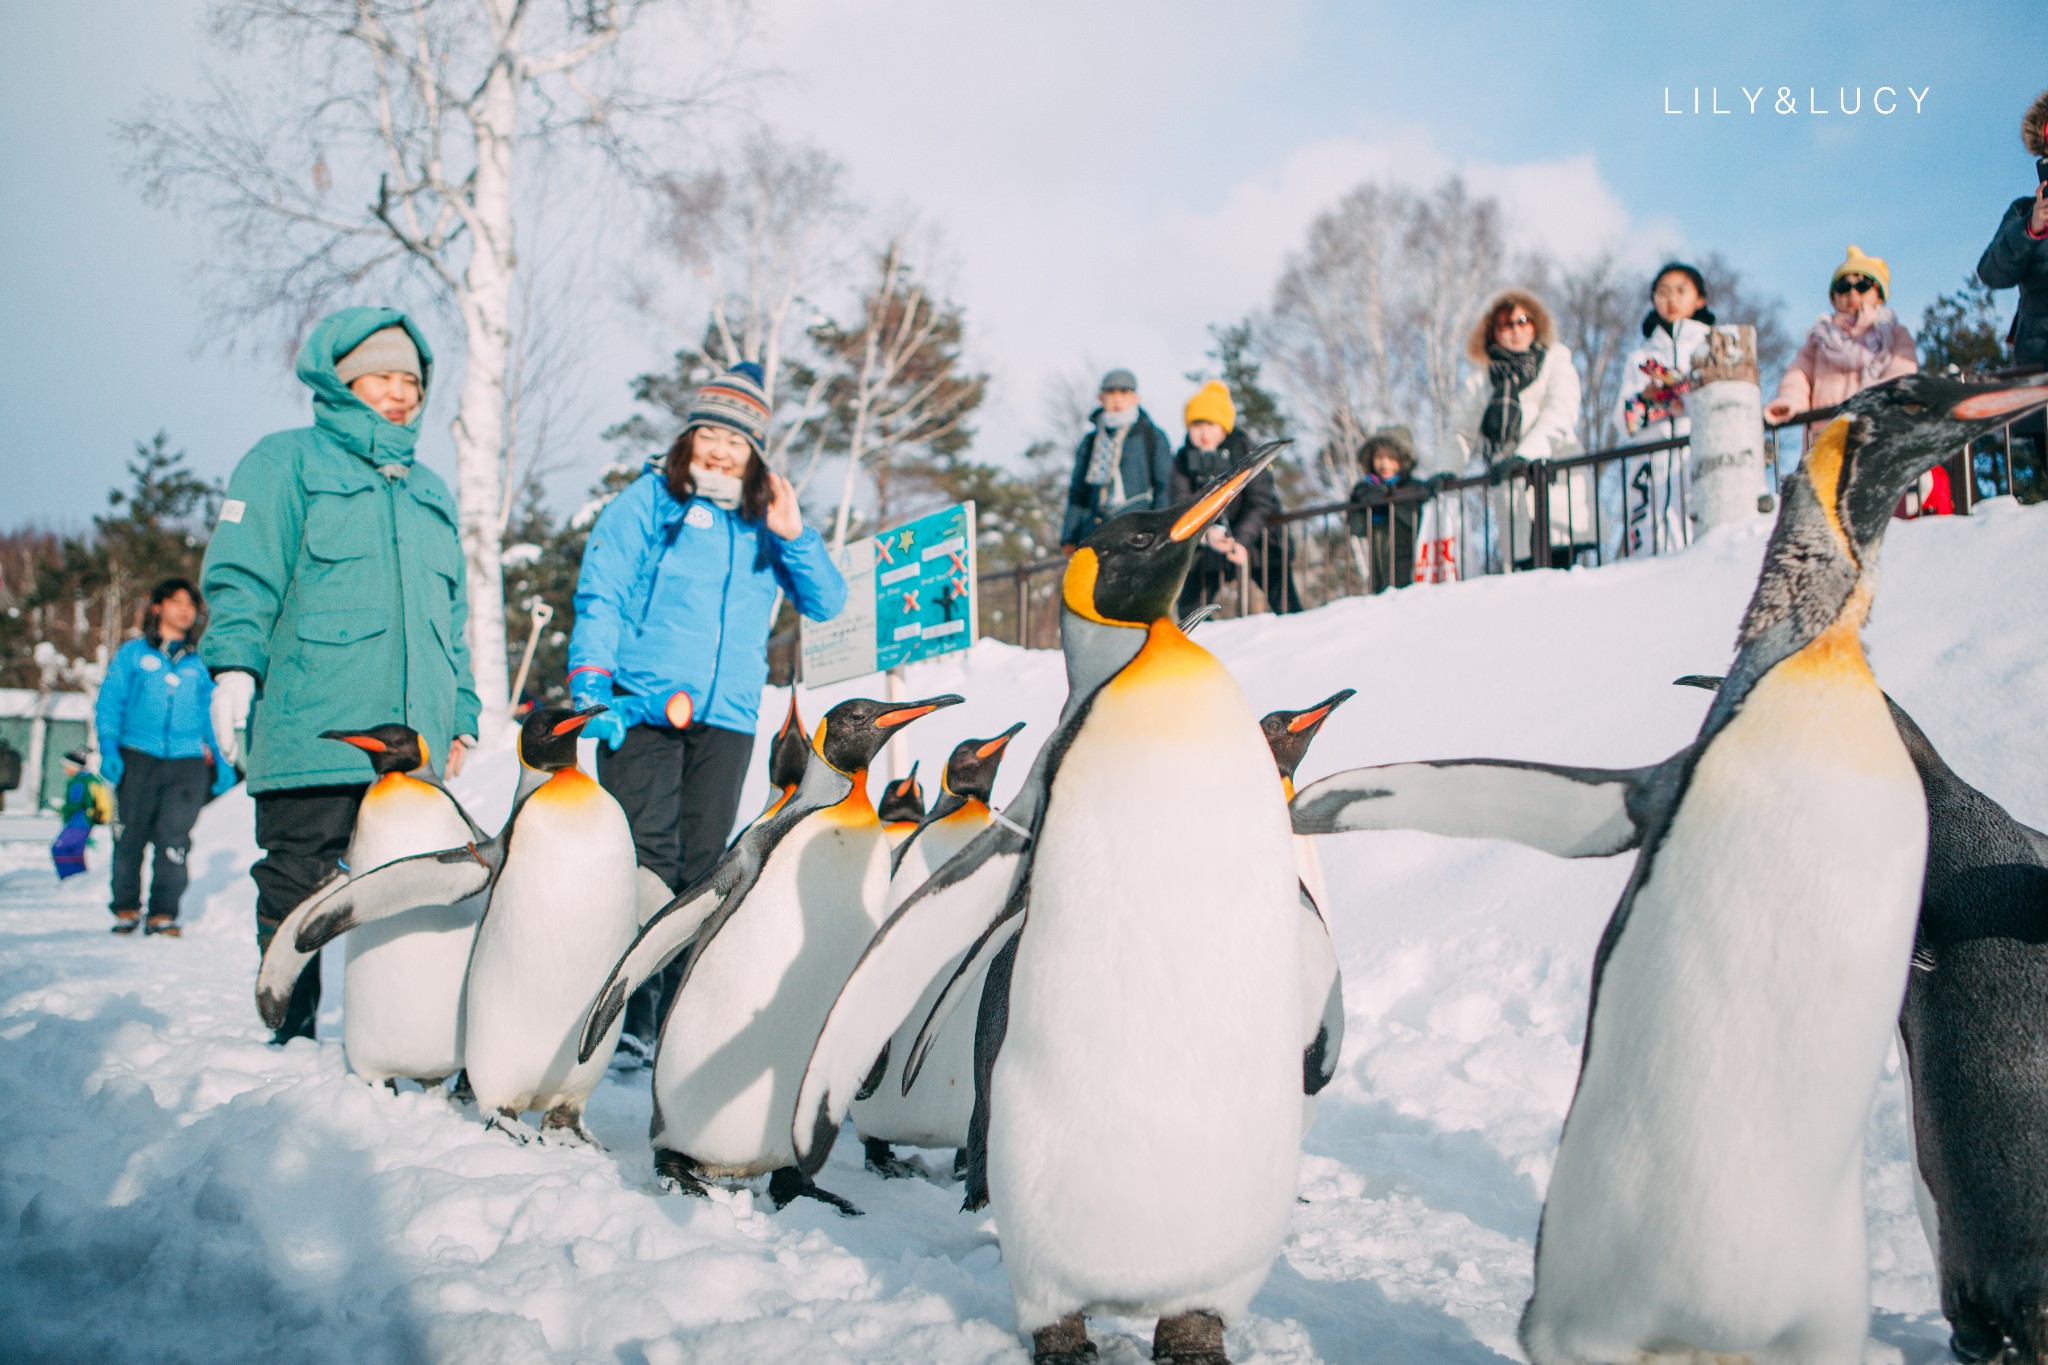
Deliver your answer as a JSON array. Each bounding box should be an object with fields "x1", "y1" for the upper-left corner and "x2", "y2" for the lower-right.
[{"x1": 1688, "y1": 325, "x2": 1769, "y2": 537}]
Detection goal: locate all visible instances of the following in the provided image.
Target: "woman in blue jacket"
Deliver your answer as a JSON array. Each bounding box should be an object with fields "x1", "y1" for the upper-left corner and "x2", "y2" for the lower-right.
[
  {"x1": 95, "y1": 578, "x2": 229, "y2": 936},
  {"x1": 568, "y1": 361, "x2": 847, "y2": 1060}
]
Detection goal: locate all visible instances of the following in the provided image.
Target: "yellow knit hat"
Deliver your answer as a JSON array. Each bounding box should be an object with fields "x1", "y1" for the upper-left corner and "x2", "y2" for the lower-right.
[
  {"x1": 1183, "y1": 380, "x2": 1236, "y2": 433},
  {"x1": 1831, "y1": 245, "x2": 1891, "y2": 300}
]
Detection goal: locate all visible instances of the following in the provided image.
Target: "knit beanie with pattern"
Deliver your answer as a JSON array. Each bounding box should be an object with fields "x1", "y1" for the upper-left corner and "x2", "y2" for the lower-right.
[{"x1": 685, "y1": 361, "x2": 772, "y2": 456}]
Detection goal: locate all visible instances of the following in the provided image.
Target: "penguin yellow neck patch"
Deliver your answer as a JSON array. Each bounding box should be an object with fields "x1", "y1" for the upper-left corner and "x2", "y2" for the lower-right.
[
  {"x1": 1779, "y1": 580, "x2": 1877, "y2": 685},
  {"x1": 1109, "y1": 617, "x2": 1219, "y2": 691},
  {"x1": 1805, "y1": 419, "x2": 1853, "y2": 553},
  {"x1": 825, "y1": 771, "x2": 878, "y2": 826},
  {"x1": 531, "y1": 766, "x2": 600, "y2": 804},
  {"x1": 1061, "y1": 549, "x2": 1113, "y2": 624}
]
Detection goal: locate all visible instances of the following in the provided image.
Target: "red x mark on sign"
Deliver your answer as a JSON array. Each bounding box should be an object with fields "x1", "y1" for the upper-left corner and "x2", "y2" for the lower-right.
[
  {"x1": 874, "y1": 539, "x2": 895, "y2": 566},
  {"x1": 948, "y1": 549, "x2": 967, "y2": 576},
  {"x1": 949, "y1": 575, "x2": 967, "y2": 598},
  {"x1": 901, "y1": 588, "x2": 920, "y2": 613}
]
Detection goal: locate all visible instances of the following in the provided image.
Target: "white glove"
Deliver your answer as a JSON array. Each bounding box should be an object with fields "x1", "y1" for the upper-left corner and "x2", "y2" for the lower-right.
[{"x1": 210, "y1": 670, "x2": 256, "y2": 770}]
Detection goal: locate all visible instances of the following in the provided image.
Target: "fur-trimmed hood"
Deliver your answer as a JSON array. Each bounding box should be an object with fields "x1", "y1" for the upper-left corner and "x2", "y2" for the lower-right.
[
  {"x1": 2024, "y1": 88, "x2": 2048, "y2": 157},
  {"x1": 1465, "y1": 289, "x2": 1556, "y2": 364}
]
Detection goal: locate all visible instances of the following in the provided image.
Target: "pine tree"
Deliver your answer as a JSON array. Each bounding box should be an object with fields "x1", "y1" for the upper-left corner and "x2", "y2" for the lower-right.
[{"x1": 1920, "y1": 277, "x2": 2008, "y2": 374}]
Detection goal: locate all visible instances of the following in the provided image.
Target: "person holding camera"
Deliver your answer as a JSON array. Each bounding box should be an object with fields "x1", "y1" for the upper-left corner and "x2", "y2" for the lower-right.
[{"x1": 1977, "y1": 90, "x2": 2048, "y2": 369}]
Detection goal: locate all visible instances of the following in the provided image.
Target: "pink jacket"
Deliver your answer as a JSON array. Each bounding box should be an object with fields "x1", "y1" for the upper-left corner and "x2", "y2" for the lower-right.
[{"x1": 1772, "y1": 310, "x2": 1919, "y2": 417}]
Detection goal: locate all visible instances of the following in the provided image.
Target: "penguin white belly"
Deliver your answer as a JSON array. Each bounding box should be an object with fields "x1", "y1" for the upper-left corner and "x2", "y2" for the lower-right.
[
  {"x1": 1523, "y1": 653, "x2": 1924, "y2": 1364},
  {"x1": 854, "y1": 811, "x2": 990, "y2": 1149},
  {"x1": 991, "y1": 639, "x2": 1301, "y2": 1331},
  {"x1": 340, "y1": 782, "x2": 480, "y2": 1084},
  {"x1": 462, "y1": 774, "x2": 638, "y2": 1116},
  {"x1": 653, "y1": 813, "x2": 889, "y2": 1176}
]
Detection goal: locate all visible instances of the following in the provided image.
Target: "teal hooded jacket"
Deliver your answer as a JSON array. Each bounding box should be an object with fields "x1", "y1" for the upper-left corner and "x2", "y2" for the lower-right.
[{"x1": 200, "y1": 307, "x2": 482, "y2": 793}]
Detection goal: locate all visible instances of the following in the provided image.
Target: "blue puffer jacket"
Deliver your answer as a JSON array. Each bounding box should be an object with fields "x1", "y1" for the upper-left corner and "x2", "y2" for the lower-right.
[
  {"x1": 96, "y1": 635, "x2": 215, "y2": 763},
  {"x1": 568, "y1": 468, "x2": 847, "y2": 734}
]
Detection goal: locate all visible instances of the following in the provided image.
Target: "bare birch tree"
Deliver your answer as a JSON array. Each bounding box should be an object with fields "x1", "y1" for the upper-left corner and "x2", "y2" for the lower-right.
[
  {"x1": 1544, "y1": 251, "x2": 1640, "y2": 452},
  {"x1": 121, "y1": 0, "x2": 730, "y2": 725},
  {"x1": 813, "y1": 237, "x2": 987, "y2": 549}
]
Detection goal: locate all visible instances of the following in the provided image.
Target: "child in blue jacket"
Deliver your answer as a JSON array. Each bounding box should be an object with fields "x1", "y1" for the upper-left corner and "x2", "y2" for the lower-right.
[
  {"x1": 568, "y1": 361, "x2": 846, "y2": 1058},
  {"x1": 95, "y1": 578, "x2": 230, "y2": 934}
]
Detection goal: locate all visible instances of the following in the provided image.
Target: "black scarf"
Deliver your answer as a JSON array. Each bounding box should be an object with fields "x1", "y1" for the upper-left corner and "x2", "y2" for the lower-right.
[{"x1": 1480, "y1": 342, "x2": 1547, "y2": 452}]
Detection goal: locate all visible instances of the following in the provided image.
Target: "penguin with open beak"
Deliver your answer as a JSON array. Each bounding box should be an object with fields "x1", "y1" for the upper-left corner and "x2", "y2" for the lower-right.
[
  {"x1": 1289, "y1": 373, "x2": 2048, "y2": 1364},
  {"x1": 577, "y1": 692, "x2": 961, "y2": 1216},
  {"x1": 853, "y1": 721, "x2": 1027, "y2": 1181},
  {"x1": 794, "y1": 443, "x2": 1305, "y2": 1364},
  {"x1": 274, "y1": 706, "x2": 641, "y2": 1144}
]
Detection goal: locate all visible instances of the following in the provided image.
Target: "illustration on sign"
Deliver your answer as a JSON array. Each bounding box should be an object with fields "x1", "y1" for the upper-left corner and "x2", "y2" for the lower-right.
[{"x1": 800, "y1": 502, "x2": 977, "y2": 687}]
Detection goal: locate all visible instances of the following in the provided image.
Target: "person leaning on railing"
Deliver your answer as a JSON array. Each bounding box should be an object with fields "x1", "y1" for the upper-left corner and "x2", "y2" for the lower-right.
[
  {"x1": 1167, "y1": 380, "x2": 1301, "y2": 616},
  {"x1": 1445, "y1": 288, "x2": 1587, "y2": 572},
  {"x1": 1606, "y1": 262, "x2": 1715, "y2": 559},
  {"x1": 1345, "y1": 426, "x2": 1423, "y2": 594},
  {"x1": 1764, "y1": 246, "x2": 1917, "y2": 432}
]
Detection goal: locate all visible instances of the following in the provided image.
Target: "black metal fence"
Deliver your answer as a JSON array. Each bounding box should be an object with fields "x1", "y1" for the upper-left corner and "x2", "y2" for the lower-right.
[{"x1": 766, "y1": 392, "x2": 2044, "y2": 677}]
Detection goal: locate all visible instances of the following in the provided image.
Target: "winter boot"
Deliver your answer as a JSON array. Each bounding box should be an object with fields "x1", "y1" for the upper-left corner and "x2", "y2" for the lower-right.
[
  {"x1": 110, "y1": 909, "x2": 141, "y2": 935},
  {"x1": 862, "y1": 1138, "x2": 920, "y2": 1179},
  {"x1": 1030, "y1": 1315, "x2": 1097, "y2": 1364},
  {"x1": 1153, "y1": 1310, "x2": 1228, "y2": 1365},
  {"x1": 145, "y1": 915, "x2": 181, "y2": 938},
  {"x1": 767, "y1": 1166, "x2": 862, "y2": 1217}
]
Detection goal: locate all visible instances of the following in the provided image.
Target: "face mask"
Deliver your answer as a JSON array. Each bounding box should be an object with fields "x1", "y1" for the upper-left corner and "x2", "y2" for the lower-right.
[{"x1": 692, "y1": 467, "x2": 744, "y2": 510}]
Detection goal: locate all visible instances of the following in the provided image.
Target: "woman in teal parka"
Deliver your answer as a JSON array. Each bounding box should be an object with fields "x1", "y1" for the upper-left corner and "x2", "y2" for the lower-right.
[
  {"x1": 568, "y1": 360, "x2": 846, "y2": 1059},
  {"x1": 201, "y1": 306, "x2": 480, "y2": 1043}
]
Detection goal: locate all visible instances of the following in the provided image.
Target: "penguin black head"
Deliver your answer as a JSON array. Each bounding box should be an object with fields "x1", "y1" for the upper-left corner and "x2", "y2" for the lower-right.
[
  {"x1": 519, "y1": 704, "x2": 604, "y2": 772},
  {"x1": 1259, "y1": 689, "x2": 1357, "y2": 787},
  {"x1": 1831, "y1": 372, "x2": 2047, "y2": 548},
  {"x1": 1740, "y1": 373, "x2": 2048, "y2": 656},
  {"x1": 768, "y1": 694, "x2": 810, "y2": 792},
  {"x1": 1063, "y1": 440, "x2": 1288, "y2": 627},
  {"x1": 812, "y1": 695, "x2": 964, "y2": 778},
  {"x1": 878, "y1": 763, "x2": 925, "y2": 824},
  {"x1": 941, "y1": 721, "x2": 1026, "y2": 803},
  {"x1": 321, "y1": 724, "x2": 430, "y2": 777}
]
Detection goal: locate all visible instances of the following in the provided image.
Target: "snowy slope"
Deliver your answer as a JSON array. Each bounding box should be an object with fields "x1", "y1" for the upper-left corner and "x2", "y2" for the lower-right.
[{"x1": 3, "y1": 499, "x2": 2044, "y2": 1364}]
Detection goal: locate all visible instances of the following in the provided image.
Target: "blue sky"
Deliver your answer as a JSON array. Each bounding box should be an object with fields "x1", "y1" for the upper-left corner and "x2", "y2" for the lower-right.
[{"x1": 6, "y1": 0, "x2": 2045, "y2": 525}]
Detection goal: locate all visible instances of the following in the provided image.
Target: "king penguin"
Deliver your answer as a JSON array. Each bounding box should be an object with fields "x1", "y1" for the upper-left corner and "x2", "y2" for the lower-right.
[
  {"x1": 878, "y1": 764, "x2": 926, "y2": 850},
  {"x1": 794, "y1": 443, "x2": 1303, "y2": 1365},
  {"x1": 757, "y1": 693, "x2": 810, "y2": 823},
  {"x1": 1289, "y1": 374, "x2": 2048, "y2": 1364},
  {"x1": 1259, "y1": 691, "x2": 1354, "y2": 1127},
  {"x1": 853, "y1": 721, "x2": 1026, "y2": 1180},
  {"x1": 576, "y1": 693, "x2": 962, "y2": 1215},
  {"x1": 256, "y1": 725, "x2": 486, "y2": 1088},
  {"x1": 278, "y1": 705, "x2": 640, "y2": 1144}
]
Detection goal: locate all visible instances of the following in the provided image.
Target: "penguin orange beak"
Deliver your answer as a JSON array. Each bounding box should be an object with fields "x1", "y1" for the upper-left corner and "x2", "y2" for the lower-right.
[
  {"x1": 1286, "y1": 688, "x2": 1356, "y2": 733},
  {"x1": 553, "y1": 705, "x2": 606, "y2": 737},
  {"x1": 1951, "y1": 384, "x2": 2048, "y2": 422},
  {"x1": 1170, "y1": 441, "x2": 1287, "y2": 542},
  {"x1": 321, "y1": 730, "x2": 387, "y2": 753},
  {"x1": 876, "y1": 695, "x2": 964, "y2": 728},
  {"x1": 976, "y1": 721, "x2": 1026, "y2": 758}
]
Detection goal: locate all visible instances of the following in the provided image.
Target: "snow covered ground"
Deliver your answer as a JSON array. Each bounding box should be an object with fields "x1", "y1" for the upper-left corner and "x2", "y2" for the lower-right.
[{"x1": 4, "y1": 499, "x2": 2045, "y2": 1364}]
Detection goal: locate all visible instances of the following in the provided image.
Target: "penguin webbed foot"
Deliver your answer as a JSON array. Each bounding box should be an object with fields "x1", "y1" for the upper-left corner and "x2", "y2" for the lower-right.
[
  {"x1": 484, "y1": 1110, "x2": 540, "y2": 1145},
  {"x1": 767, "y1": 1166, "x2": 863, "y2": 1217},
  {"x1": 861, "y1": 1138, "x2": 922, "y2": 1181},
  {"x1": 1152, "y1": 1309, "x2": 1228, "y2": 1365},
  {"x1": 653, "y1": 1149, "x2": 710, "y2": 1198},
  {"x1": 540, "y1": 1104, "x2": 602, "y2": 1149},
  {"x1": 1030, "y1": 1314, "x2": 1096, "y2": 1364}
]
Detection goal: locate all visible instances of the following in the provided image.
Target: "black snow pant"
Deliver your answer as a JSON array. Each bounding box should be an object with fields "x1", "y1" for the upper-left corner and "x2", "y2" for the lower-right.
[
  {"x1": 1176, "y1": 540, "x2": 1303, "y2": 619},
  {"x1": 109, "y1": 750, "x2": 211, "y2": 922},
  {"x1": 597, "y1": 722, "x2": 755, "y2": 1047},
  {"x1": 252, "y1": 783, "x2": 367, "y2": 1041}
]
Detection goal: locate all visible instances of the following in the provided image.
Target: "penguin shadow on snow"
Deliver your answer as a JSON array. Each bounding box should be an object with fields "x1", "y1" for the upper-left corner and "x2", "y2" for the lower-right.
[
  {"x1": 0, "y1": 995, "x2": 431, "y2": 1361},
  {"x1": 1304, "y1": 1094, "x2": 1543, "y2": 1242},
  {"x1": 1252, "y1": 1256, "x2": 1516, "y2": 1365}
]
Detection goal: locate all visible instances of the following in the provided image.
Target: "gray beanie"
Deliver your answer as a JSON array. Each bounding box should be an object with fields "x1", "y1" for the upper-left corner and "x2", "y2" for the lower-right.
[
  {"x1": 335, "y1": 326, "x2": 423, "y2": 386},
  {"x1": 1100, "y1": 368, "x2": 1138, "y2": 393}
]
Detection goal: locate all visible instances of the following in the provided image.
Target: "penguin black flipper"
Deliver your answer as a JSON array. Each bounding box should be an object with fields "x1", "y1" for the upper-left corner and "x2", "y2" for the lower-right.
[
  {"x1": 1290, "y1": 753, "x2": 1687, "y2": 859},
  {"x1": 254, "y1": 867, "x2": 348, "y2": 1029},
  {"x1": 291, "y1": 840, "x2": 502, "y2": 953},
  {"x1": 576, "y1": 793, "x2": 818, "y2": 1063},
  {"x1": 1301, "y1": 880, "x2": 1345, "y2": 1097}
]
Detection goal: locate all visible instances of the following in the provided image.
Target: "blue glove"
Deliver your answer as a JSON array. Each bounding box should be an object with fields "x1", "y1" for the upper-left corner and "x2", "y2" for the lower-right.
[
  {"x1": 209, "y1": 755, "x2": 239, "y2": 798},
  {"x1": 582, "y1": 709, "x2": 628, "y2": 751},
  {"x1": 100, "y1": 751, "x2": 123, "y2": 788}
]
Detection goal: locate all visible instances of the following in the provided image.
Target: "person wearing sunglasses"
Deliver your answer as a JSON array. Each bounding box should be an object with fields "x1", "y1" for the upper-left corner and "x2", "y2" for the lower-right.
[
  {"x1": 1444, "y1": 288, "x2": 1587, "y2": 572},
  {"x1": 1764, "y1": 245, "x2": 1917, "y2": 427}
]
